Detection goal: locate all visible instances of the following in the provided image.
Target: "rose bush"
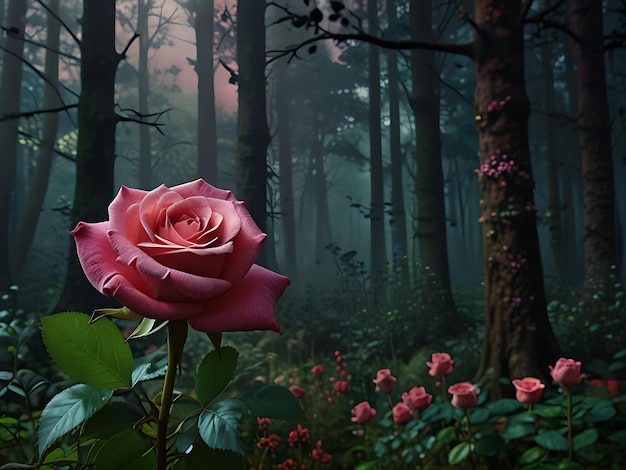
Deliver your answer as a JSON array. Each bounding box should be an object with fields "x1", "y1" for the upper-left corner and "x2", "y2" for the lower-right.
[{"x1": 71, "y1": 179, "x2": 289, "y2": 332}]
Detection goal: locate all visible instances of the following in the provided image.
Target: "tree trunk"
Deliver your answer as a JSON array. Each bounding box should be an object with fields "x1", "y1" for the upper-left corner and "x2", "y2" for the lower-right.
[
  {"x1": 194, "y1": 0, "x2": 218, "y2": 184},
  {"x1": 540, "y1": 39, "x2": 567, "y2": 277},
  {"x1": 10, "y1": 0, "x2": 61, "y2": 280},
  {"x1": 0, "y1": 0, "x2": 27, "y2": 291},
  {"x1": 367, "y1": 0, "x2": 387, "y2": 294},
  {"x1": 56, "y1": 0, "x2": 120, "y2": 312},
  {"x1": 472, "y1": 0, "x2": 560, "y2": 397},
  {"x1": 386, "y1": 0, "x2": 410, "y2": 291},
  {"x1": 569, "y1": 0, "x2": 618, "y2": 307},
  {"x1": 138, "y1": 0, "x2": 152, "y2": 189},
  {"x1": 312, "y1": 111, "x2": 332, "y2": 270},
  {"x1": 235, "y1": 0, "x2": 270, "y2": 265},
  {"x1": 276, "y1": 61, "x2": 297, "y2": 279}
]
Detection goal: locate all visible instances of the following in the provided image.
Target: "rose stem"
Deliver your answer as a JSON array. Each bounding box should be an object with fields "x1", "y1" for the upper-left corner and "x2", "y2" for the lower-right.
[
  {"x1": 565, "y1": 386, "x2": 573, "y2": 461},
  {"x1": 157, "y1": 320, "x2": 188, "y2": 470},
  {"x1": 465, "y1": 408, "x2": 476, "y2": 469}
]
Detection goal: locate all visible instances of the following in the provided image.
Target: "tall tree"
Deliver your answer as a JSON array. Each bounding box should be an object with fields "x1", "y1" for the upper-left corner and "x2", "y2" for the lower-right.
[
  {"x1": 410, "y1": 0, "x2": 455, "y2": 314},
  {"x1": 193, "y1": 0, "x2": 218, "y2": 184},
  {"x1": 235, "y1": 0, "x2": 271, "y2": 266},
  {"x1": 0, "y1": 0, "x2": 27, "y2": 291},
  {"x1": 386, "y1": 0, "x2": 410, "y2": 290},
  {"x1": 137, "y1": 0, "x2": 153, "y2": 189},
  {"x1": 10, "y1": 0, "x2": 62, "y2": 280},
  {"x1": 569, "y1": 0, "x2": 618, "y2": 307},
  {"x1": 367, "y1": 0, "x2": 387, "y2": 293}
]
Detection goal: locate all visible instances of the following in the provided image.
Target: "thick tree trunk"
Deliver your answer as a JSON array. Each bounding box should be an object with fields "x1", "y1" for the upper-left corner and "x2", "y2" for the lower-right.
[
  {"x1": 540, "y1": 40, "x2": 567, "y2": 277},
  {"x1": 367, "y1": 0, "x2": 387, "y2": 294},
  {"x1": 235, "y1": 0, "x2": 270, "y2": 265},
  {"x1": 472, "y1": 0, "x2": 560, "y2": 397},
  {"x1": 138, "y1": 0, "x2": 152, "y2": 189},
  {"x1": 0, "y1": 0, "x2": 27, "y2": 291},
  {"x1": 10, "y1": 0, "x2": 61, "y2": 280},
  {"x1": 570, "y1": 0, "x2": 618, "y2": 307},
  {"x1": 56, "y1": 0, "x2": 119, "y2": 312},
  {"x1": 386, "y1": 0, "x2": 410, "y2": 291},
  {"x1": 276, "y1": 62, "x2": 297, "y2": 279},
  {"x1": 410, "y1": 0, "x2": 456, "y2": 315},
  {"x1": 194, "y1": 0, "x2": 218, "y2": 184}
]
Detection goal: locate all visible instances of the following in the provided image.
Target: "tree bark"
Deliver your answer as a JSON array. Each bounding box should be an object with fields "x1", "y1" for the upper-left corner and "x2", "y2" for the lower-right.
[
  {"x1": 410, "y1": 0, "x2": 456, "y2": 315},
  {"x1": 235, "y1": 0, "x2": 270, "y2": 265},
  {"x1": 367, "y1": 0, "x2": 387, "y2": 294},
  {"x1": 56, "y1": 0, "x2": 120, "y2": 312},
  {"x1": 10, "y1": 0, "x2": 61, "y2": 280},
  {"x1": 386, "y1": 0, "x2": 410, "y2": 291},
  {"x1": 0, "y1": 0, "x2": 27, "y2": 291},
  {"x1": 569, "y1": 0, "x2": 618, "y2": 307},
  {"x1": 194, "y1": 0, "x2": 218, "y2": 184},
  {"x1": 472, "y1": 0, "x2": 560, "y2": 397},
  {"x1": 138, "y1": 0, "x2": 152, "y2": 189}
]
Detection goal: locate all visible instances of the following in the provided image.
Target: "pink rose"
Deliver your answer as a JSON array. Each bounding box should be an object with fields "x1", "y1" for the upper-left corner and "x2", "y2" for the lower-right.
[
  {"x1": 71, "y1": 180, "x2": 289, "y2": 333},
  {"x1": 333, "y1": 380, "x2": 351, "y2": 395},
  {"x1": 311, "y1": 365, "x2": 324, "y2": 376},
  {"x1": 290, "y1": 386, "x2": 306, "y2": 398},
  {"x1": 373, "y1": 369, "x2": 397, "y2": 395},
  {"x1": 402, "y1": 386, "x2": 432, "y2": 412},
  {"x1": 549, "y1": 357, "x2": 585, "y2": 387},
  {"x1": 512, "y1": 377, "x2": 545, "y2": 404},
  {"x1": 351, "y1": 401, "x2": 377, "y2": 424},
  {"x1": 448, "y1": 382, "x2": 477, "y2": 409},
  {"x1": 427, "y1": 353, "x2": 454, "y2": 377},
  {"x1": 392, "y1": 402, "x2": 413, "y2": 425}
]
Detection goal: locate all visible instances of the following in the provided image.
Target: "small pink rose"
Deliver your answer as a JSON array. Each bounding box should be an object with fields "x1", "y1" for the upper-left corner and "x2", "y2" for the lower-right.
[
  {"x1": 373, "y1": 369, "x2": 397, "y2": 395},
  {"x1": 351, "y1": 401, "x2": 377, "y2": 424},
  {"x1": 72, "y1": 179, "x2": 289, "y2": 333},
  {"x1": 402, "y1": 386, "x2": 432, "y2": 412},
  {"x1": 512, "y1": 377, "x2": 545, "y2": 404},
  {"x1": 333, "y1": 380, "x2": 351, "y2": 395},
  {"x1": 549, "y1": 357, "x2": 585, "y2": 387},
  {"x1": 392, "y1": 402, "x2": 413, "y2": 425},
  {"x1": 311, "y1": 365, "x2": 324, "y2": 376},
  {"x1": 448, "y1": 382, "x2": 477, "y2": 409},
  {"x1": 427, "y1": 353, "x2": 454, "y2": 377},
  {"x1": 290, "y1": 386, "x2": 306, "y2": 398}
]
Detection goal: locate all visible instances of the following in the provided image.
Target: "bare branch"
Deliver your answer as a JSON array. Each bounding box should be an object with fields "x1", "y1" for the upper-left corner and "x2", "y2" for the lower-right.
[
  {"x1": 0, "y1": 103, "x2": 78, "y2": 122},
  {"x1": 35, "y1": 0, "x2": 80, "y2": 46},
  {"x1": 119, "y1": 32, "x2": 140, "y2": 59}
]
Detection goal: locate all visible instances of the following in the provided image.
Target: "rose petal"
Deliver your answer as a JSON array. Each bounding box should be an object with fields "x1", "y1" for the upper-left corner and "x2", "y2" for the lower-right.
[
  {"x1": 172, "y1": 178, "x2": 236, "y2": 202},
  {"x1": 188, "y1": 264, "x2": 289, "y2": 333}
]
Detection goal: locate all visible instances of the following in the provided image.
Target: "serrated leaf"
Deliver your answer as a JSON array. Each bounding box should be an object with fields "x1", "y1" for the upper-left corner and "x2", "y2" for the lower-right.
[
  {"x1": 38, "y1": 384, "x2": 113, "y2": 457},
  {"x1": 195, "y1": 346, "x2": 238, "y2": 406},
  {"x1": 448, "y1": 442, "x2": 473, "y2": 465},
  {"x1": 82, "y1": 402, "x2": 145, "y2": 440},
  {"x1": 534, "y1": 429, "x2": 569, "y2": 451},
  {"x1": 41, "y1": 312, "x2": 133, "y2": 389},
  {"x1": 237, "y1": 384, "x2": 306, "y2": 421},
  {"x1": 92, "y1": 429, "x2": 155, "y2": 469},
  {"x1": 197, "y1": 399, "x2": 244, "y2": 455},
  {"x1": 132, "y1": 351, "x2": 168, "y2": 386}
]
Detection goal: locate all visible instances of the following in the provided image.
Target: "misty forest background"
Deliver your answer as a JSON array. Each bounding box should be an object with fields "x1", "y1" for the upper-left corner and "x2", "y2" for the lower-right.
[{"x1": 0, "y1": 0, "x2": 625, "y2": 398}]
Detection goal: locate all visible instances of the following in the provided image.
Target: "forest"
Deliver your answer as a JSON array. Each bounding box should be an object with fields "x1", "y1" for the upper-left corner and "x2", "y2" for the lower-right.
[{"x1": 0, "y1": 0, "x2": 625, "y2": 468}]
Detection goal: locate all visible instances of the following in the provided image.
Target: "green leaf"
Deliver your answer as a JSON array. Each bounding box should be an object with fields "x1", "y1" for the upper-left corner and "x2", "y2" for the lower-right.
[
  {"x1": 195, "y1": 346, "x2": 238, "y2": 406},
  {"x1": 448, "y1": 442, "x2": 472, "y2": 465},
  {"x1": 237, "y1": 384, "x2": 306, "y2": 421},
  {"x1": 173, "y1": 441, "x2": 244, "y2": 469},
  {"x1": 486, "y1": 398, "x2": 524, "y2": 415},
  {"x1": 125, "y1": 317, "x2": 168, "y2": 340},
  {"x1": 132, "y1": 352, "x2": 168, "y2": 386},
  {"x1": 197, "y1": 399, "x2": 244, "y2": 455},
  {"x1": 583, "y1": 399, "x2": 616, "y2": 423},
  {"x1": 82, "y1": 402, "x2": 145, "y2": 440},
  {"x1": 92, "y1": 429, "x2": 155, "y2": 469},
  {"x1": 41, "y1": 312, "x2": 133, "y2": 389},
  {"x1": 502, "y1": 423, "x2": 535, "y2": 440},
  {"x1": 474, "y1": 433, "x2": 505, "y2": 456},
  {"x1": 38, "y1": 384, "x2": 113, "y2": 457},
  {"x1": 41, "y1": 446, "x2": 79, "y2": 465},
  {"x1": 534, "y1": 429, "x2": 569, "y2": 451},
  {"x1": 572, "y1": 428, "x2": 599, "y2": 451},
  {"x1": 519, "y1": 446, "x2": 547, "y2": 465}
]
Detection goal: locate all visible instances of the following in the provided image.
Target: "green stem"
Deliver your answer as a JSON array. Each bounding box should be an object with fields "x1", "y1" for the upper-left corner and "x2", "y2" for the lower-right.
[
  {"x1": 441, "y1": 376, "x2": 447, "y2": 403},
  {"x1": 387, "y1": 393, "x2": 395, "y2": 412},
  {"x1": 464, "y1": 408, "x2": 476, "y2": 469},
  {"x1": 156, "y1": 320, "x2": 188, "y2": 470},
  {"x1": 565, "y1": 386, "x2": 573, "y2": 461}
]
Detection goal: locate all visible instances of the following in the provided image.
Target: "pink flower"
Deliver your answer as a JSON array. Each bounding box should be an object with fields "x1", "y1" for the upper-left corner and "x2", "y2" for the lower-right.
[
  {"x1": 71, "y1": 179, "x2": 290, "y2": 333},
  {"x1": 373, "y1": 369, "x2": 397, "y2": 395},
  {"x1": 333, "y1": 380, "x2": 351, "y2": 395},
  {"x1": 287, "y1": 424, "x2": 310, "y2": 447},
  {"x1": 311, "y1": 440, "x2": 332, "y2": 463},
  {"x1": 448, "y1": 382, "x2": 477, "y2": 409},
  {"x1": 311, "y1": 365, "x2": 324, "y2": 376},
  {"x1": 257, "y1": 417, "x2": 272, "y2": 430},
  {"x1": 402, "y1": 386, "x2": 432, "y2": 412},
  {"x1": 276, "y1": 459, "x2": 297, "y2": 470},
  {"x1": 351, "y1": 401, "x2": 377, "y2": 424},
  {"x1": 256, "y1": 433, "x2": 281, "y2": 450},
  {"x1": 550, "y1": 358, "x2": 585, "y2": 387},
  {"x1": 427, "y1": 353, "x2": 454, "y2": 377},
  {"x1": 290, "y1": 386, "x2": 306, "y2": 398},
  {"x1": 512, "y1": 377, "x2": 545, "y2": 404},
  {"x1": 392, "y1": 402, "x2": 413, "y2": 425}
]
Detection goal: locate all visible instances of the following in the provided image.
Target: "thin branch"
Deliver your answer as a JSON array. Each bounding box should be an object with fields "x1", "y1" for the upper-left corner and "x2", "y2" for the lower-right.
[
  {"x1": 16, "y1": 35, "x2": 80, "y2": 62},
  {"x1": 35, "y1": 0, "x2": 80, "y2": 46},
  {"x1": 0, "y1": 103, "x2": 78, "y2": 122},
  {"x1": 119, "y1": 32, "x2": 140, "y2": 59}
]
